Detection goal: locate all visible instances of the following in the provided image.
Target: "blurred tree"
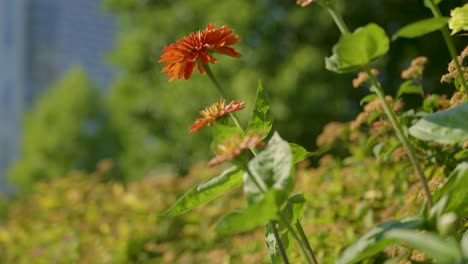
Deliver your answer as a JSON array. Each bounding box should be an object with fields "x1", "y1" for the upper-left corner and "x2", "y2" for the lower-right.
[
  {"x1": 104, "y1": 0, "x2": 466, "y2": 179},
  {"x1": 8, "y1": 68, "x2": 120, "y2": 192}
]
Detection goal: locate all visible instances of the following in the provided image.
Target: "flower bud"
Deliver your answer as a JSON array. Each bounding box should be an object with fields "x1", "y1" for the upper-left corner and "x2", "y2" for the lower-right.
[
  {"x1": 437, "y1": 212, "x2": 457, "y2": 236},
  {"x1": 449, "y1": 4, "x2": 468, "y2": 35}
]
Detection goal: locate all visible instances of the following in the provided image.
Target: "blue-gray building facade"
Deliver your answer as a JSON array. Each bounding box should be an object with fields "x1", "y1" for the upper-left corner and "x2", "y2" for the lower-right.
[{"x1": 0, "y1": 0, "x2": 116, "y2": 192}]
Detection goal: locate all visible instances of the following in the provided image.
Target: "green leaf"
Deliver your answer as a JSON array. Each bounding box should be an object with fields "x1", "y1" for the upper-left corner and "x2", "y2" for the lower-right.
[
  {"x1": 216, "y1": 190, "x2": 278, "y2": 235},
  {"x1": 397, "y1": 80, "x2": 423, "y2": 98},
  {"x1": 290, "y1": 143, "x2": 313, "y2": 164},
  {"x1": 360, "y1": 94, "x2": 377, "y2": 106},
  {"x1": 265, "y1": 194, "x2": 306, "y2": 263},
  {"x1": 392, "y1": 17, "x2": 449, "y2": 40},
  {"x1": 431, "y1": 162, "x2": 468, "y2": 217},
  {"x1": 326, "y1": 23, "x2": 389, "y2": 73},
  {"x1": 162, "y1": 167, "x2": 243, "y2": 216},
  {"x1": 385, "y1": 230, "x2": 462, "y2": 263},
  {"x1": 244, "y1": 132, "x2": 293, "y2": 205},
  {"x1": 409, "y1": 102, "x2": 468, "y2": 144},
  {"x1": 277, "y1": 193, "x2": 306, "y2": 233},
  {"x1": 247, "y1": 81, "x2": 273, "y2": 140},
  {"x1": 210, "y1": 123, "x2": 242, "y2": 152},
  {"x1": 334, "y1": 217, "x2": 424, "y2": 264},
  {"x1": 265, "y1": 221, "x2": 292, "y2": 264}
]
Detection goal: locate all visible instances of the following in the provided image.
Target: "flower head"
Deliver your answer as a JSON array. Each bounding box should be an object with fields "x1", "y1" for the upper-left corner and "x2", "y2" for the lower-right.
[
  {"x1": 449, "y1": 4, "x2": 468, "y2": 35},
  {"x1": 189, "y1": 100, "x2": 246, "y2": 133},
  {"x1": 209, "y1": 132, "x2": 265, "y2": 167},
  {"x1": 159, "y1": 24, "x2": 241, "y2": 82}
]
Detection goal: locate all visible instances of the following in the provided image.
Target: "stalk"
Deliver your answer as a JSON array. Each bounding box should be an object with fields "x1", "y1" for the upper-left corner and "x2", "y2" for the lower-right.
[
  {"x1": 326, "y1": 7, "x2": 433, "y2": 207},
  {"x1": 202, "y1": 59, "x2": 318, "y2": 264},
  {"x1": 425, "y1": 0, "x2": 468, "y2": 94}
]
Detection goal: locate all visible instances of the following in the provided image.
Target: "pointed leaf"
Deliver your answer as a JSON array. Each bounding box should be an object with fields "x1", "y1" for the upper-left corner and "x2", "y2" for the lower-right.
[
  {"x1": 392, "y1": 17, "x2": 449, "y2": 40},
  {"x1": 290, "y1": 143, "x2": 313, "y2": 164},
  {"x1": 334, "y1": 217, "x2": 424, "y2": 264},
  {"x1": 409, "y1": 102, "x2": 468, "y2": 144},
  {"x1": 244, "y1": 132, "x2": 293, "y2": 205},
  {"x1": 385, "y1": 230, "x2": 462, "y2": 263},
  {"x1": 431, "y1": 162, "x2": 468, "y2": 217},
  {"x1": 162, "y1": 167, "x2": 243, "y2": 216},
  {"x1": 277, "y1": 194, "x2": 306, "y2": 233},
  {"x1": 247, "y1": 81, "x2": 273, "y2": 140},
  {"x1": 326, "y1": 23, "x2": 389, "y2": 73},
  {"x1": 266, "y1": 221, "x2": 292, "y2": 264},
  {"x1": 397, "y1": 80, "x2": 423, "y2": 98},
  {"x1": 210, "y1": 123, "x2": 243, "y2": 152},
  {"x1": 216, "y1": 190, "x2": 278, "y2": 235}
]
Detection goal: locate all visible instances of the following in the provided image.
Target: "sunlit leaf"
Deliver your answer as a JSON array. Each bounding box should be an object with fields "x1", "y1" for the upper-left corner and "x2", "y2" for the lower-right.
[
  {"x1": 247, "y1": 81, "x2": 273, "y2": 140},
  {"x1": 385, "y1": 230, "x2": 462, "y2": 263},
  {"x1": 244, "y1": 132, "x2": 293, "y2": 205},
  {"x1": 397, "y1": 80, "x2": 423, "y2": 98},
  {"x1": 290, "y1": 143, "x2": 313, "y2": 164},
  {"x1": 216, "y1": 190, "x2": 278, "y2": 235},
  {"x1": 162, "y1": 167, "x2": 243, "y2": 216},
  {"x1": 326, "y1": 23, "x2": 389, "y2": 73},
  {"x1": 334, "y1": 217, "x2": 424, "y2": 264},
  {"x1": 392, "y1": 17, "x2": 449, "y2": 40},
  {"x1": 409, "y1": 102, "x2": 468, "y2": 144}
]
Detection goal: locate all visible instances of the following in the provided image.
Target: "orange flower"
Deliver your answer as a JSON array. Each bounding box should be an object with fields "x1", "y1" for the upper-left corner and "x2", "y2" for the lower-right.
[
  {"x1": 159, "y1": 24, "x2": 241, "y2": 82},
  {"x1": 208, "y1": 132, "x2": 265, "y2": 167},
  {"x1": 189, "y1": 100, "x2": 246, "y2": 133}
]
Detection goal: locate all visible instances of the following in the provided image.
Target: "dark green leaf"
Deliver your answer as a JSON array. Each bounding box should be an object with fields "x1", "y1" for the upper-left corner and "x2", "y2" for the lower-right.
[
  {"x1": 244, "y1": 132, "x2": 293, "y2": 205},
  {"x1": 397, "y1": 80, "x2": 423, "y2": 98},
  {"x1": 247, "y1": 81, "x2": 273, "y2": 140},
  {"x1": 162, "y1": 167, "x2": 243, "y2": 216},
  {"x1": 334, "y1": 217, "x2": 424, "y2": 264},
  {"x1": 392, "y1": 17, "x2": 449, "y2": 40},
  {"x1": 385, "y1": 230, "x2": 461, "y2": 263},
  {"x1": 409, "y1": 102, "x2": 468, "y2": 144},
  {"x1": 216, "y1": 190, "x2": 278, "y2": 235},
  {"x1": 326, "y1": 23, "x2": 389, "y2": 73}
]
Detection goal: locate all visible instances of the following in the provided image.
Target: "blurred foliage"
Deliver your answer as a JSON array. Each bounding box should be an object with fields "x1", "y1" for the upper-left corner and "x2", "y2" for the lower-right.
[
  {"x1": 0, "y1": 151, "x2": 428, "y2": 263},
  {"x1": 7, "y1": 68, "x2": 120, "y2": 192},
  {"x1": 102, "y1": 0, "x2": 466, "y2": 180}
]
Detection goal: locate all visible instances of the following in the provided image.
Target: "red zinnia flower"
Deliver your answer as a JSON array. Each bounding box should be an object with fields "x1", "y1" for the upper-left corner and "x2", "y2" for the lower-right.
[
  {"x1": 208, "y1": 132, "x2": 265, "y2": 167},
  {"x1": 189, "y1": 99, "x2": 246, "y2": 133},
  {"x1": 159, "y1": 23, "x2": 241, "y2": 82}
]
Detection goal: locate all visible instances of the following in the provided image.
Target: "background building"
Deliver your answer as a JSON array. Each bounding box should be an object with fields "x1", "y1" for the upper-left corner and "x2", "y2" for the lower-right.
[{"x1": 0, "y1": 0, "x2": 115, "y2": 192}]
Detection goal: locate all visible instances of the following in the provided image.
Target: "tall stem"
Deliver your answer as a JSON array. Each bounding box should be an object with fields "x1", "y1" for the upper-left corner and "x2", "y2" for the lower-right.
[
  {"x1": 364, "y1": 66, "x2": 433, "y2": 207},
  {"x1": 295, "y1": 220, "x2": 319, "y2": 264},
  {"x1": 326, "y1": 8, "x2": 433, "y2": 207},
  {"x1": 243, "y1": 165, "x2": 315, "y2": 264},
  {"x1": 425, "y1": 0, "x2": 468, "y2": 94},
  {"x1": 202, "y1": 63, "x2": 292, "y2": 263}
]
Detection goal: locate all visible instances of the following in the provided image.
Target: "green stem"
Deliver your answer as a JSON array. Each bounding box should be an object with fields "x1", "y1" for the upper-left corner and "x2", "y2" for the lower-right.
[
  {"x1": 277, "y1": 213, "x2": 316, "y2": 264},
  {"x1": 364, "y1": 66, "x2": 433, "y2": 208},
  {"x1": 425, "y1": 0, "x2": 468, "y2": 94},
  {"x1": 201, "y1": 63, "x2": 245, "y2": 129},
  {"x1": 295, "y1": 220, "x2": 319, "y2": 264},
  {"x1": 202, "y1": 63, "x2": 292, "y2": 262},
  {"x1": 270, "y1": 221, "x2": 290, "y2": 264},
  {"x1": 327, "y1": 7, "x2": 349, "y2": 34},
  {"x1": 326, "y1": 7, "x2": 433, "y2": 207},
  {"x1": 242, "y1": 165, "x2": 315, "y2": 264}
]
